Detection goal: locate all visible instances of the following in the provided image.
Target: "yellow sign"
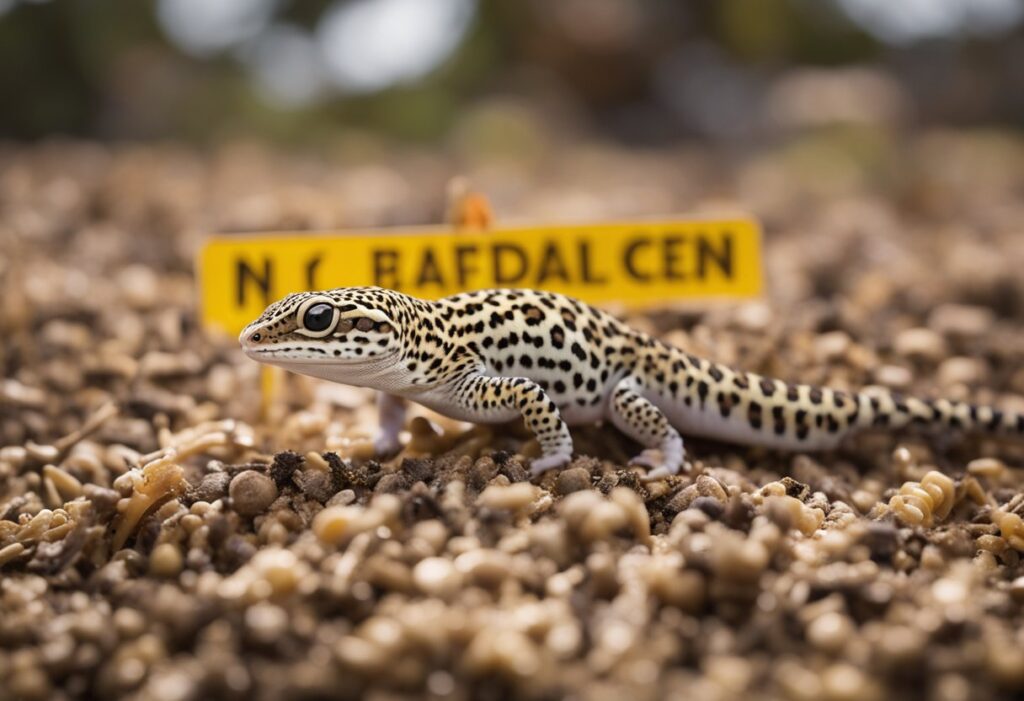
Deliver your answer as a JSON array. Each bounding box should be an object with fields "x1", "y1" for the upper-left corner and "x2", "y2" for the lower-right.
[{"x1": 198, "y1": 216, "x2": 764, "y2": 336}]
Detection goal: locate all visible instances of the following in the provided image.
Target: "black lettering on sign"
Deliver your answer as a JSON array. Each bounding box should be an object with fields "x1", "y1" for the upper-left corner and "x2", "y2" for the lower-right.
[
  {"x1": 698, "y1": 232, "x2": 733, "y2": 279},
  {"x1": 417, "y1": 248, "x2": 443, "y2": 287},
  {"x1": 623, "y1": 238, "x2": 652, "y2": 282},
  {"x1": 536, "y1": 241, "x2": 570, "y2": 285},
  {"x1": 373, "y1": 249, "x2": 400, "y2": 289},
  {"x1": 237, "y1": 257, "x2": 272, "y2": 307},
  {"x1": 578, "y1": 240, "x2": 608, "y2": 284},
  {"x1": 454, "y1": 244, "x2": 479, "y2": 287},
  {"x1": 305, "y1": 254, "x2": 323, "y2": 289},
  {"x1": 664, "y1": 235, "x2": 686, "y2": 281},
  {"x1": 492, "y1": 243, "x2": 528, "y2": 285}
]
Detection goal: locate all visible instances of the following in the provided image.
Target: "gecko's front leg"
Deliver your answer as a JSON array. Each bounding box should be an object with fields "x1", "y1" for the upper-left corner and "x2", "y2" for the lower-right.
[
  {"x1": 447, "y1": 372, "x2": 574, "y2": 476},
  {"x1": 374, "y1": 392, "x2": 406, "y2": 455}
]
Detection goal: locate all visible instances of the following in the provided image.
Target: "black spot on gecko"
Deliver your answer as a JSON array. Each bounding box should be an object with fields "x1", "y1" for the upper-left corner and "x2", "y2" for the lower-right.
[
  {"x1": 893, "y1": 395, "x2": 909, "y2": 413},
  {"x1": 771, "y1": 406, "x2": 786, "y2": 435},
  {"x1": 748, "y1": 402, "x2": 763, "y2": 430},
  {"x1": 708, "y1": 366, "x2": 724, "y2": 382},
  {"x1": 717, "y1": 391, "x2": 733, "y2": 417},
  {"x1": 759, "y1": 379, "x2": 776, "y2": 397},
  {"x1": 989, "y1": 409, "x2": 1003, "y2": 430},
  {"x1": 550, "y1": 325, "x2": 565, "y2": 348}
]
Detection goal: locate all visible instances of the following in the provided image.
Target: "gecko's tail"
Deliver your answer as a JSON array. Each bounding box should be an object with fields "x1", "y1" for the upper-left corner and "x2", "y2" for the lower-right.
[{"x1": 853, "y1": 388, "x2": 1024, "y2": 438}]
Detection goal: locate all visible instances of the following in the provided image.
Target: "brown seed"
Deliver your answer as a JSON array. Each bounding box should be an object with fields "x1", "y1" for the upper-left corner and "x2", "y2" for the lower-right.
[
  {"x1": 149, "y1": 542, "x2": 183, "y2": 578},
  {"x1": 229, "y1": 470, "x2": 278, "y2": 516},
  {"x1": 555, "y1": 467, "x2": 591, "y2": 495},
  {"x1": 313, "y1": 505, "x2": 353, "y2": 545},
  {"x1": 478, "y1": 483, "x2": 538, "y2": 512}
]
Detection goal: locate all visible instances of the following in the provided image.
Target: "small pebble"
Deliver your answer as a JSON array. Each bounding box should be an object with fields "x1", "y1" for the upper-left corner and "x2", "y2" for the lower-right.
[
  {"x1": 928, "y1": 303, "x2": 994, "y2": 338},
  {"x1": 149, "y1": 543, "x2": 183, "y2": 578},
  {"x1": 477, "y1": 482, "x2": 538, "y2": 512},
  {"x1": 413, "y1": 557, "x2": 462, "y2": 597},
  {"x1": 1009, "y1": 576, "x2": 1024, "y2": 603},
  {"x1": 938, "y1": 357, "x2": 986, "y2": 386},
  {"x1": 555, "y1": 467, "x2": 591, "y2": 495},
  {"x1": 874, "y1": 364, "x2": 913, "y2": 388},
  {"x1": 229, "y1": 471, "x2": 278, "y2": 516},
  {"x1": 312, "y1": 505, "x2": 353, "y2": 545},
  {"x1": 894, "y1": 327, "x2": 946, "y2": 361},
  {"x1": 807, "y1": 612, "x2": 853, "y2": 652}
]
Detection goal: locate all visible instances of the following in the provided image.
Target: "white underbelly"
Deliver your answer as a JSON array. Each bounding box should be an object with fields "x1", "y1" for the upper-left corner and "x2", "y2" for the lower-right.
[{"x1": 560, "y1": 401, "x2": 607, "y2": 425}]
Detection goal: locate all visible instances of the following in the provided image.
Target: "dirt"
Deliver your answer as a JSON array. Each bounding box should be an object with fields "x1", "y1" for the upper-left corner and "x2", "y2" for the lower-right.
[{"x1": 2, "y1": 133, "x2": 1024, "y2": 700}]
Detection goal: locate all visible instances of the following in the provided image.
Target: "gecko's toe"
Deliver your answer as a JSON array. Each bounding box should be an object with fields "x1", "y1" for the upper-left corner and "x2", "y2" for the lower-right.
[
  {"x1": 530, "y1": 452, "x2": 573, "y2": 477},
  {"x1": 641, "y1": 466, "x2": 674, "y2": 482},
  {"x1": 628, "y1": 449, "x2": 660, "y2": 470},
  {"x1": 631, "y1": 446, "x2": 686, "y2": 481}
]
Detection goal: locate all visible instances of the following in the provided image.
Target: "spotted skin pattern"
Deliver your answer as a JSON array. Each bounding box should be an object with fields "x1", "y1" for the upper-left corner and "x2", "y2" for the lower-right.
[{"x1": 240, "y1": 287, "x2": 1024, "y2": 480}]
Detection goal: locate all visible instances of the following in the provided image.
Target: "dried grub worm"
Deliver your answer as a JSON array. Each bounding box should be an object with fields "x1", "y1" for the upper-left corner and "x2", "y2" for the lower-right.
[{"x1": 241, "y1": 287, "x2": 1024, "y2": 480}]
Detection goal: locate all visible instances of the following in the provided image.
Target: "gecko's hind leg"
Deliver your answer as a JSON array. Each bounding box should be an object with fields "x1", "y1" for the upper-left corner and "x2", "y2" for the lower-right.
[{"x1": 607, "y1": 376, "x2": 686, "y2": 481}]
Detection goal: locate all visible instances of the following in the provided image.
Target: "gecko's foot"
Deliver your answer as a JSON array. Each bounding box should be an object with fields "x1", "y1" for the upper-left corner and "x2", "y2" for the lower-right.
[
  {"x1": 530, "y1": 452, "x2": 573, "y2": 477},
  {"x1": 373, "y1": 432, "x2": 403, "y2": 457},
  {"x1": 629, "y1": 442, "x2": 687, "y2": 482},
  {"x1": 640, "y1": 464, "x2": 689, "y2": 482}
]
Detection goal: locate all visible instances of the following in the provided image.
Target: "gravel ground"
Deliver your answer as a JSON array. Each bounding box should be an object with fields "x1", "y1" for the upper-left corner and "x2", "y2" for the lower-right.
[{"x1": 2, "y1": 133, "x2": 1024, "y2": 700}]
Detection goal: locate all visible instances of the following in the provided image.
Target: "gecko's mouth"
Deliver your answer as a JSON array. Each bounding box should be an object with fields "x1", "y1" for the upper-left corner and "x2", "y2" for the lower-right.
[{"x1": 242, "y1": 346, "x2": 398, "y2": 365}]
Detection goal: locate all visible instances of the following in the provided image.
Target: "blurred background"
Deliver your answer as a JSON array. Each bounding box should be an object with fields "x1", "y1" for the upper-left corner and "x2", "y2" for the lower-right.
[{"x1": 2, "y1": 0, "x2": 1023, "y2": 144}]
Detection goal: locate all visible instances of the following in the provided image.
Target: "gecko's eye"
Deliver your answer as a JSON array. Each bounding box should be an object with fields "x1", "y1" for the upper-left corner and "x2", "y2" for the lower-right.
[{"x1": 301, "y1": 303, "x2": 337, "y2": 334}]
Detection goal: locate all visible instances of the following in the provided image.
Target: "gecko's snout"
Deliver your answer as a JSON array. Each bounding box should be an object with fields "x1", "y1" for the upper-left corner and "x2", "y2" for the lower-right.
[{"x1": 239, "y1": 326, "x2": 265, "y2": 351}]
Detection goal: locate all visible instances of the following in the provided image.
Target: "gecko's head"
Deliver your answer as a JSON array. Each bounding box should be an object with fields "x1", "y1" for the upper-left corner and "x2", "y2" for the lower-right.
[{"x1": 239, "y1": 287, "x2": 404, "y2": 366}]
